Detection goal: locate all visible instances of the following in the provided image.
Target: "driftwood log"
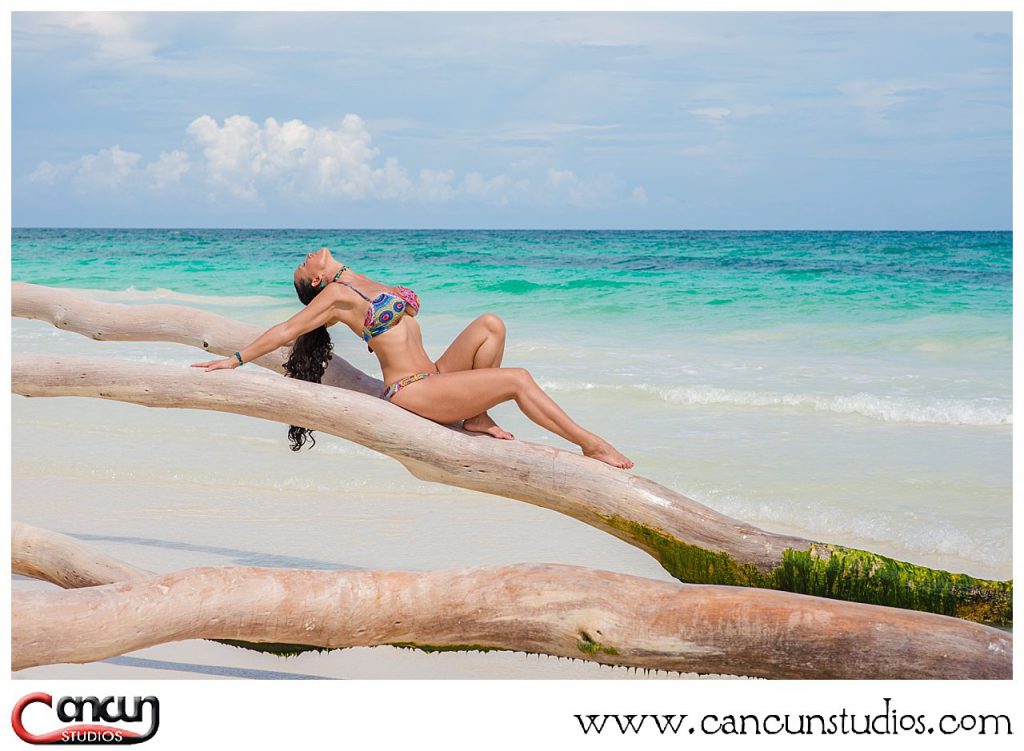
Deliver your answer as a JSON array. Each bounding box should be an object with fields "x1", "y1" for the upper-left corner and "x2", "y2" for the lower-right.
[
  {"x1": 10, "y1": 522, "x2": 1012, "y2": 679},
  {"x1": 11, "y1": 283, "x2": 1013, "y2": 626},
  {"x1": 12, "y1": 520, "x2": 150, "y2": 588}
]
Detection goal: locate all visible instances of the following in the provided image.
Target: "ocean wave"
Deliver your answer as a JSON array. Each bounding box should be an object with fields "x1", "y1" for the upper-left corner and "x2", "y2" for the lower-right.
[
  {"x1": 536, "y1": 380, "x2": 1011, "y2": 426},
  {"x1": 694, "y1": 491, "x2": 1009, "y2": 574}
]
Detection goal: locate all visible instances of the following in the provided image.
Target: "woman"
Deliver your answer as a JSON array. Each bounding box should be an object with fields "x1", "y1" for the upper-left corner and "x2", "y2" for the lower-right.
[{"x1": 192, "y1": 247, "x2": 634, "y2": 469}]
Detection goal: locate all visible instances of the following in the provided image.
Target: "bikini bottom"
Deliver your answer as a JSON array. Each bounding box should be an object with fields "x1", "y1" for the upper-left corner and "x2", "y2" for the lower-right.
[{"x1": 382, "y1": 371, "x2": 434, "y2": 401}]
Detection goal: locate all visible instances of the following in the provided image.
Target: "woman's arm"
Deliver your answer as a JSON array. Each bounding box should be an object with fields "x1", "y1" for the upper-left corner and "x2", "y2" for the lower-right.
[{"x1": 191, "y1": 285, "x2": 343, "y2": 371}]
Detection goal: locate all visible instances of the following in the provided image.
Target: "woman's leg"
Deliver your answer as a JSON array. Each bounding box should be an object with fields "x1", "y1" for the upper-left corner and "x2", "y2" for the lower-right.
[
  {"x1": 389, "y1": 366, "x2": 634, "y2": 469},
  {"x1": 433, "y1": 313, "x2": 513, "y2": 439}
]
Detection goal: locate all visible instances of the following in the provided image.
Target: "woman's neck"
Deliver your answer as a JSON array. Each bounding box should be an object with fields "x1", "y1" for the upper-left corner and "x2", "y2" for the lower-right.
[{"x1": 327, "y1": 261, "x2": 348, "y2": 281}]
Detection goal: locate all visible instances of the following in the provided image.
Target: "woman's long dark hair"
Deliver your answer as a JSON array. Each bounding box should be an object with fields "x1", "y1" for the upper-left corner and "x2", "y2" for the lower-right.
[{"x1": 284, "y1": 278, "x2": 334, "y2": 450}]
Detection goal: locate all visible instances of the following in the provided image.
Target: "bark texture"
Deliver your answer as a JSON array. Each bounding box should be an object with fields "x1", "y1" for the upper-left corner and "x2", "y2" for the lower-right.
[
  {"x1": 12, "y1": 520, "x2": 150, "y2": 588},
  {"x1": 11, "y1": 560, "x2": 1012, "y2": 679}
]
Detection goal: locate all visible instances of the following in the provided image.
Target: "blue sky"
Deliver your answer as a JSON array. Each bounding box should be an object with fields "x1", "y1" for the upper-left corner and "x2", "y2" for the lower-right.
[{"x1": 11, "y1": 11, "x2": 1012, "y2": 229}]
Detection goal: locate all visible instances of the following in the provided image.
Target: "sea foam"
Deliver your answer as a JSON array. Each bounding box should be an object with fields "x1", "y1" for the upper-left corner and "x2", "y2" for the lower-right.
[{"x1": 537, "y1": 380, "x2": 1011, "y2": 426}]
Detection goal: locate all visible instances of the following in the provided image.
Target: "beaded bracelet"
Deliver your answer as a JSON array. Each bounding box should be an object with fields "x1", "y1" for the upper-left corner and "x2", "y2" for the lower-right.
[{"x1": 233, "y1": 351, "x2": 244, "y2": 366}]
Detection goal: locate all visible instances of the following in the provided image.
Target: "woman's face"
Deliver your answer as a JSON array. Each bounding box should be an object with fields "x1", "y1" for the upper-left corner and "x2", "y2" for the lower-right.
[{"x1": 294, "y1": 247, "x2": 332, "y2": 288}]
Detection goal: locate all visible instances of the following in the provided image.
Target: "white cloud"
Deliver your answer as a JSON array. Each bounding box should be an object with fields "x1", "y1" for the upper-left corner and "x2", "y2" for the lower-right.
[
  {"x1": 627, "y1": 186, "x2": 648, "y2": 205},
  {"x1": 27, "y1": 161, "x2": 62, "y2": 185},
  {"x1": 416, "y1": 168, "x2": 458, "y2": 203},
  {"x1": 838, "y1": 79, "x2": 943, "y2": 136},
  {"x1": 690, "y1": 107, "x2": 732, "y2": 121},
  {"x1": 839, "y1": 79, "x2": 934, "y2": 115},
  {"x1": 490, "y1": 121, "x2": 620, "y2": 143},
  {"x1": 145, "y1": 150, "x2": 191, "y2": 188},
  {"x1": 182, "y1": 114, "x2": 632, "y2": 208},
  {"x1": 462, "y1": 172, "x2": 530, "y2": 205},
  {"x1": 28, "y1": 145, "x2": 188, "y2": 191},
  {"x1": 690, "y1": 104, "x2": 772, "y2": 122},
  {"x1": 186, "y1": 114, "x2": 437, "y2": 202},
  {"x1": 77, "y1": 145, "x2": 142, "y2": 187},
  {"x1": 55, "y1": 12, "x2": 157, "y2": 61},
  {"x1": 29, "y1": 145, "x2": 142, "y2": 188},
  {"x1": 542, "y1": 168, "x2": 617, "y2": 209},
  {"x1": 29, "y1": 112, "x2": 642, "y2": 210}
]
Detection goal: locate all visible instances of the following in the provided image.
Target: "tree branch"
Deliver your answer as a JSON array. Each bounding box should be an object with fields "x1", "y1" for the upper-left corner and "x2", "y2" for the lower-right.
[
  {"x1": 10, "y1": 522, "x2": 1011, "y2": 679},
  {"x1": 12, "y1": 520, "x2": 150, "y2": 588},
  {"x1": 12, "y1": 281, "x2": 380, "y2": 393}
]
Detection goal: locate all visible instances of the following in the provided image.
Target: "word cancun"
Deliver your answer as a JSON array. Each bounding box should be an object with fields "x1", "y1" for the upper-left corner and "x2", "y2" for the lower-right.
[
  {"x1": 574, "y1": 699, "x2": 1012, "y2": 736},
  {"x1": 11, "y1": 693, "x2": 160, "y2": 745}
]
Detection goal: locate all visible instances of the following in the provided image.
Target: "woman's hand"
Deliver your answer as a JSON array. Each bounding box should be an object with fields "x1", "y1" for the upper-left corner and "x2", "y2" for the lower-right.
[
  {"x1": 188, "y1": 285, "x2": 341, "y2": 375},
  {"x1": 190, "y1": 358, "x2": 239, "y2": 372}
]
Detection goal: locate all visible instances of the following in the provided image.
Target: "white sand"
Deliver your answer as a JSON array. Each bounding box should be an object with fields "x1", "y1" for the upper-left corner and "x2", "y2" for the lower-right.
[{"x1": 13, "y1": 397, "x2": 700, "y2": 680}]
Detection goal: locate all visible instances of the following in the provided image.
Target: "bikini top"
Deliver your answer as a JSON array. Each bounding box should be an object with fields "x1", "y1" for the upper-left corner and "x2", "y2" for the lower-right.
[{"x1": 331, "y1": 267, "x2": 420, "y2": 352}]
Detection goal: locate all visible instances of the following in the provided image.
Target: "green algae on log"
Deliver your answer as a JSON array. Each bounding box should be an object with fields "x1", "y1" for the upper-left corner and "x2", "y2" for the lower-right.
[
  {"x1": 577, "y1": 631, "x2": 620, "y2": 656},
  {"x1": 215, "y1": 639, "x2": 335, "y2": 657},
  {"x1": 600, "y1": 515, "x2": 1012, "y2": 626},
  {"x1": 223, "y1": 637, "x2": 622, "y2": 660},
  {"x1": 217, "y1": 639, "x2": 507, "y2": 656},
  {"x1": 386, "y1": 642, "x2": 504, "y2": 654}
]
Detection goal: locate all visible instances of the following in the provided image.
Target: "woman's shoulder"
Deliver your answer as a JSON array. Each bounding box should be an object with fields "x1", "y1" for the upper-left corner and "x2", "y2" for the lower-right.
[{"x1": 320, "y1": 281, "x2": 359, "y2": 305}]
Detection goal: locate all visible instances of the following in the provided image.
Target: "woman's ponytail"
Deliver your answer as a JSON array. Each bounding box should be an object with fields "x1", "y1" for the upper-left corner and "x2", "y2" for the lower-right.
[{"x1": 285, "y1": 280, "x2": 334, "y2": 450}]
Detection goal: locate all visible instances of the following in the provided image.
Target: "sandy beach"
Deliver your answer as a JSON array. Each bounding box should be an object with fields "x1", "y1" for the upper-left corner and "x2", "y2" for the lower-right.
[{"x1": 11, "y1": 229, "x2": 1012, "y2": 679}]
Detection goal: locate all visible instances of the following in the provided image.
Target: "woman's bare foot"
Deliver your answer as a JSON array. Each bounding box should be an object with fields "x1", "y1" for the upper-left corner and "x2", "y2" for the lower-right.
[
  {"x1": 582, "y1": 438, "x2": 635, "y2": 469},
  {"x1": 463, "y1": 413, "x2": 515, "y2": 440}
]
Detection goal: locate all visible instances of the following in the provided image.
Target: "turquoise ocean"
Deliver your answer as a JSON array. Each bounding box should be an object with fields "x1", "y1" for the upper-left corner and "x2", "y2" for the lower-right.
[{"x1": 11, "y1": 228, "x2": 1012, "y2": 677}]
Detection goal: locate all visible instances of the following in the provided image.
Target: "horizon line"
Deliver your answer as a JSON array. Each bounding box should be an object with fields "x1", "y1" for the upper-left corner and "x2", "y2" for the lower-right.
[{"x1": 11, "y1": 226, "x2": 1012, "y2": 233}]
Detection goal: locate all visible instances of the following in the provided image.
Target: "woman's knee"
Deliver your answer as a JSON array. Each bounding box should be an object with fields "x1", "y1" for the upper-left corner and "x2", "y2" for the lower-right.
[
  {"x1": 476, "y1": 313, "x2": 505, "y2": 336},
  {"x1": 505, "y1": 367, "x2": 535, "y2": 392}
]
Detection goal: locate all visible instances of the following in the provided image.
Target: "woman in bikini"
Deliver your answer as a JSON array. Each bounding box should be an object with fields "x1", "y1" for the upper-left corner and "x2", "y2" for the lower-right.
[{"x1": 191, "y1": 247, "x2": 634, "y2": 469}]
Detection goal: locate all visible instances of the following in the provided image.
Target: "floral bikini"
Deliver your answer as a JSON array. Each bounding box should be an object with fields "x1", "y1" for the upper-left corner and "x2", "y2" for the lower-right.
[
  {"x1": 380, "y1": 372, "x2": 434, "y2": 401},
  {"x1": 331, "y1": 267, "x2": 435, "y2": 401}
]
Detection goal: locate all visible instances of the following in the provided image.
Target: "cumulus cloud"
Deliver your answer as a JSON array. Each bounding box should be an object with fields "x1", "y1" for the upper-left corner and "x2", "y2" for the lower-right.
[
  {"x1": 76, "y1": 145, "x2": 142, "y2": 187},
  {"x1": 27, "y1": 160, "x2": 63, "y2": 185},
  {"x1": 183, "y1": 114, "x2": 635, "y2": 208},
  {"x1": 29, "y1": 144, "x2": 189, "y2": 191},
  {"x1": 542, "y1": 168, "x2": 618, "y2": 209},
  {"x1": 462, "y1": 172, "x2": 530, "y2": 205},
  {"x1": 145, "y1": 150, "x2": 191, "y2": 188},
  {"x1": 28, "y1": 112, "x2": 645, "y2": 210},
  {"x1": 415, "y1": 168, "x2": 458, "y2": 203},
  {"x1": 29, "y1": 145, "x2": 190, "y2": 192},
  {"x1": 185, "y1": 114, "x2": 452, "y2": 203},
  {"x1": 29, "y1": 145, "x2": 141, "y2": 187}
]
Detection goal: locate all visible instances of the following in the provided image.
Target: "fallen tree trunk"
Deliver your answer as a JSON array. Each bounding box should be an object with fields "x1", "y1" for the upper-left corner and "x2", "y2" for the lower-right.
[
  {"x1": 11, "y1": 549, "x2": 1012, "y2": 679},
  {"x1": 11, "y1": 284, "x2": 1013, "y2": 626},
  {"x1": 12, "y1": 520, "x2": 150, "y2": 588},
  {"x1": 12, "y1": 281, "x2": 381, "y2": 393}
]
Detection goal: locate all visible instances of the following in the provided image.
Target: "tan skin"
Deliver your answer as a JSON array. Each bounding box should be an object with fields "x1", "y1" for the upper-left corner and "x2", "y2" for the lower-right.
[{"x1": 192, "y1": 247, "x2": 634, "y2": 469}]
